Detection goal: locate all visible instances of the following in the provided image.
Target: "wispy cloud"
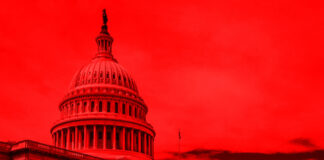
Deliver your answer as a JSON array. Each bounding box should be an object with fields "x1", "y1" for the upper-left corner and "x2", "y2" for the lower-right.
[{"x1": 289, "y1": 138, "x2": 317, "y2": 148}]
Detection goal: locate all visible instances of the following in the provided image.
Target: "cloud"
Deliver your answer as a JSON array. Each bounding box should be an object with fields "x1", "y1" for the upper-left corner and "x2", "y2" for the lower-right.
[{"x1": 290, "y1": 138, "x2": 317, "y2": 148}]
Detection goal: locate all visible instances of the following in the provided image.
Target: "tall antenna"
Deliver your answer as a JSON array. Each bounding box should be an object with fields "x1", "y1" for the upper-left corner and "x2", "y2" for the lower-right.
[{"x1": 178, "y1": 129, "x2": 181, "y2": 160}]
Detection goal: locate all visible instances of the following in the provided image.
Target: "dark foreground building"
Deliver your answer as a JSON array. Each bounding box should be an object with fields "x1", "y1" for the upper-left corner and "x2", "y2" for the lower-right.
[{"x1": 0, "y1": 10, "x2": 155, "y2": 160}]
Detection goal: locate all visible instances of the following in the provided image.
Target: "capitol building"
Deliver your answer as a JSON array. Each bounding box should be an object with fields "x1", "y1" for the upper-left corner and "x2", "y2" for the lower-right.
[{"x1": 0, "y1": 9, "x2": 155, "y2": 160}]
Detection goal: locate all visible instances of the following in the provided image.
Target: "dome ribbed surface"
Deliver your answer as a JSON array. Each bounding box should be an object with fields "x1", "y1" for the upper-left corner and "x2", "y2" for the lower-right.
[{"x1": 69, "y1": 57, "x2": 138, "y2": 93}]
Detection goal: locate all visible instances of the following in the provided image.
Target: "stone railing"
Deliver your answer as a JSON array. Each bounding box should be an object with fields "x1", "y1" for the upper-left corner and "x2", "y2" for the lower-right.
[{"x1": 10, "y1": 140, "x2": 104, "y2": 160}]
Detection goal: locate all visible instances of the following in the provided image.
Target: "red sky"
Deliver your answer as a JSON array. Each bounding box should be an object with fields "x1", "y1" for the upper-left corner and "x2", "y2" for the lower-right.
[{"x1": 0, "y1": 0, "x2": 323, "y2": 159}]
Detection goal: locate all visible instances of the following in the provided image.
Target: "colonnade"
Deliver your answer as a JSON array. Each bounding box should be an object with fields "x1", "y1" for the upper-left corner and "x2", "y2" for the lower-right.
[
  {"x1": 53, "y1": 125, "x2": 153, "y2": 156},
  {"x1": 61, "y1": 99, "x2": 146, "y2": 121}
]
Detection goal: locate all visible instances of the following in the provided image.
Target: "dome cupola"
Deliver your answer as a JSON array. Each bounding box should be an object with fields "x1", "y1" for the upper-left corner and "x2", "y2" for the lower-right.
[{"x1": 95, "y1": 9, "x2": 115, "y2": 60}]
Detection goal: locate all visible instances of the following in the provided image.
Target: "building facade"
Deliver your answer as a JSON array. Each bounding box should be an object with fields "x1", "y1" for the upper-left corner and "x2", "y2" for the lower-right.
[{"x1": 50, "y1": 10, "x2": 155, "y2": 160}]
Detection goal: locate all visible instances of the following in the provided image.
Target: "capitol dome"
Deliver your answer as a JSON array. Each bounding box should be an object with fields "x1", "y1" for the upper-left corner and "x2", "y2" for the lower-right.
[{"x1": 51, "y1": 10, "x2": 155, "y2": 160}]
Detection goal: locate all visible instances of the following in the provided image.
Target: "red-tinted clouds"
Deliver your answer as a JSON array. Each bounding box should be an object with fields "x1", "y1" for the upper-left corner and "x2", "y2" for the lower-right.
[{"x1": 0, "y1": 0, "x2": 323, "y2": 159}]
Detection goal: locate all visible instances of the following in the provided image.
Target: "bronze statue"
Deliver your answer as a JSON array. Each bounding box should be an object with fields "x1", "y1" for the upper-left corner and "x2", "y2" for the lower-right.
[{"x1": 103, "y1": 9, "x2": 108, "y2": 25}]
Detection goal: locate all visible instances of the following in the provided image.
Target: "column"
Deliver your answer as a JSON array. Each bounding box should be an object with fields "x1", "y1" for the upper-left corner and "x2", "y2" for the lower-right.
[
  {"x1": 95, "y1": 100, "x2": 98, "y2": 112},
  {"x1": 55, "y1": 132, "x2": 58, "y2": 147},
  {"x1": 138, "y1": 131, "x2": 141, "y2": 153},
  {"x1": 74, "y1": 101, "x2": 78, "y2": 115},
  {"x1": 84, "y1": 100, "x2": 87, "y2": 112},
  {"x1": 93, "y1": 125, "x2": 97, "y2": 149},
  {"x1": 103, "y1": 100, "x2": 106, "y2": 113},
  {"x1": 75, "y1": 126, "x2": 78, "y2": 150},
  {"x1": 148, "y1": 135, "x2": 150, "y2": 155},
  {"x1": 73, "y1": 101, "x2": 76, "y2": 115},
  {"x1": 71, "y1": 129, "x2": 75, "y2": 149},
  {"x1": 126, "y1": 103, "x2": 129, "y2": 115},
  {"x1": 53, "y1": 133, "x2": 55, "y2": 147},
  {"x1": 65, "y1": 105, "x2": 68, "y2": 118},
  {"x1": 152, "y1": 137, "x2": 154, "y2": 156},
  {"x1": 152, "y1": 138, "x2": 154, "y2": 157},
  {"x1": 143, "y1": 133, "x2": 147, "y2": 154},
  {"x1": 121, "y1": 127, "x2": 125, "y2": 150},
  {"x1": 112, "y1": 126, "x2": 116, "y2": 149},
  {"x1": 111, "y1": 101, "x2": 115, "y2": 113},
  {"x1": 130, "y1": 129, "x2": 134, "y2": 151},
  {"x1": 60, "y1": 130, "x2": 64, "y2": 148},
  {"x1": 78, "y1": 127, "x2": 82, "y2": 149},
  {"x1": 103, "y1": 125, "x2": 107, "y2": 149},
  {"x1": 52, "y1": 134, "x2": 54, "y2": 146},
  {"x1": 84, "y1": 125, "x2": 87, "y2": 149},
  {"x1": 68, "y1": 103, "x2": 72, "y2": 116},
  {"x1": 67, "y1": 128, "x2": 70, "y2": 149},
  {"x1": 58, "y1": 132, "x2": 60, "y2": 147}
]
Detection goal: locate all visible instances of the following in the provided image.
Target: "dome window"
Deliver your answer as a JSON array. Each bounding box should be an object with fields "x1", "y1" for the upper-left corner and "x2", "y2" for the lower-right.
[
  {"x1": 107, "y1": 101, "x2": 111, "y2": 112},
  {"x1": 76, "y1": 102, "x2": 80, "y2": 113},
  {"x1": 129, "y1": 105, "x2": 132, "y2": 116},
  {"x1": 99, "y1": 101, "x2": 103, "y2": 112},
  {"x1": 91, "y1": 101, "x2": 95, "y2": 112},
  {"x1": 83, "y1": 102, "x2": 87, "y2": 112},
  {"x1": 70, "y1": 104, "x2": 74, "y2": 115},
  {"x1": 115, "y1": 102, "x2": 118, "y2": 113},
  {"x1": 122, "y1": 104, "x2": 126, "y2": 114}
]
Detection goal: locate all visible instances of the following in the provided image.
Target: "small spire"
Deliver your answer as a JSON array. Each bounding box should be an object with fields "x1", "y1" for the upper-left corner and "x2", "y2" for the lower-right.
[{"x1": 101, "y1": 9, "x2": 108, "y2": 34}]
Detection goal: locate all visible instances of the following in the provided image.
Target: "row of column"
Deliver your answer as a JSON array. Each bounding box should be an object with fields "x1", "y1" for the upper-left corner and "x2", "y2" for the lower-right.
[
  {"x1": 53, "y1": 125, "x2": 153, "y2": 156},
  {"x1": 61, "y1": 99, "x2": 146, "y2": 120}
]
